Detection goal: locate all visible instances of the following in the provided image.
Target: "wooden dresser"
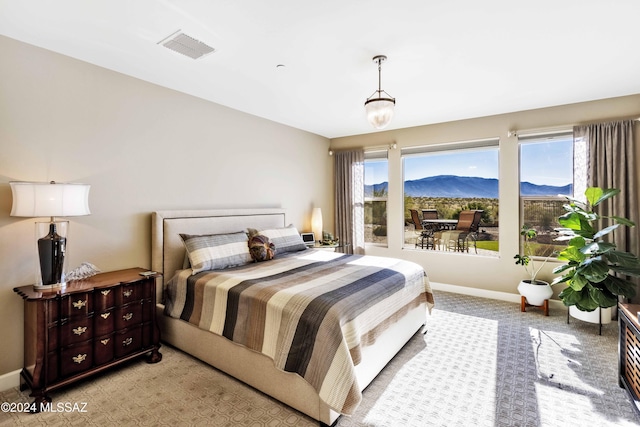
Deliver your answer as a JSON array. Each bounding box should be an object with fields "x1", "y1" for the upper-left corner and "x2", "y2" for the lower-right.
[
  {"x1": 618, "y1": 303, "x2": 640, "y2": 415},
  {"x1": 14, "y1": 268, "x2": 162, "y2": 408}
]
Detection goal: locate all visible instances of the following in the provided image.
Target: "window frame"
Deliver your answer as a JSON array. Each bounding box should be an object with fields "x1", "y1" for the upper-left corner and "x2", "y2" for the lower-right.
[{"x1": 364, "y1": 150, "x2": 389, "y2": 247}]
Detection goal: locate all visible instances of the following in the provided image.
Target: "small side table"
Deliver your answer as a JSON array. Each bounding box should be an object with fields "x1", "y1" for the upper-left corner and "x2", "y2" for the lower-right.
[{"x1": 520, "y1": 296, "x2": 549, "y2": 316}]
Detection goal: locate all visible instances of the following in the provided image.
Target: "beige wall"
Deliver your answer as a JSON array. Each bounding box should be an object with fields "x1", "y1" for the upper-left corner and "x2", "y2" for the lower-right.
[
  {"x1": 331, "y1": 94, "x2": 640, "y2": 300},
  {"x1": 0, "y1": 35, "x2": 332, "y2": 376}
]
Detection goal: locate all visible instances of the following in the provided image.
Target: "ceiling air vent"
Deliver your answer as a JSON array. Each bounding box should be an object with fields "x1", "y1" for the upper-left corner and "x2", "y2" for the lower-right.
[{"x1": 158, "y1": 30, "x2": 215, "y2": 60}]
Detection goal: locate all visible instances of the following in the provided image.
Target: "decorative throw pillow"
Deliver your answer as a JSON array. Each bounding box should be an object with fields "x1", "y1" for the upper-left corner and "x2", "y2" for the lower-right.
[
  {"x1": 253, "y1": 224, "x2": 308, "y2": 254},
  {"x1": 248, "y1": 234, "x2": 276, "y2": 262},
  {"x1": 180, "y1": 231, "x2": 251, "y2": 274}
]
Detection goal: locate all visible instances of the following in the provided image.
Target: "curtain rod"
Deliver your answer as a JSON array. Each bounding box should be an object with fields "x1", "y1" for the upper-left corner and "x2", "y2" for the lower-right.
[{"x1": 510, "y1": 116, "x2": 640, "y2": 137}]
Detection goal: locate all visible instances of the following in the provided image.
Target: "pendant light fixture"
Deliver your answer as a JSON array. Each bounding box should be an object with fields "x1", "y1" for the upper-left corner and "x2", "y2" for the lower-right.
[{"x1": 364, "y1": 55, "x2": 395, "y2": 129}]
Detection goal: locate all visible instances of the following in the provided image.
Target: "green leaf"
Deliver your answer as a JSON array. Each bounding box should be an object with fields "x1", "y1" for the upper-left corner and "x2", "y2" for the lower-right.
[
  {"x1": 601, "y1": 275, "x2": 637, "y2": 299},
  {"x1": 585, "y1": 187, "x2": 604, "y2": 206},
  {"x1": 587, "y1": 242, "x2": 616, "y2": 255},
  {"x1": 610, "y1": 264, "x2": 640, "y2": 277},
  {"x1": 588, "y1": 286, "x2": 617, "y2": 308},
  {"x1": 558, "y1": 286, "x2": 581, "y2": 305},
  {"x1": 552, "y1": 263, "x2": 573, "y2": 275},
  {"x1": 607, "y1": 250, "x2": 640, "y2": 266},
  {"x1": 593, "y1": 224, "x2": 620, "y2": 240},
  {"x1": 557, "y1": 241, "x2": 586, "y2": 263},
  {"x1": 591, "y1": 188, "x2": 620, "y2": 207},
  {"x1": 557, "y1": 212, "x2": 582, "y2": 230},
  {"x1": 575, "y1": 258, "x2": 609, "y2": 283},
  {"x1": 612, "y1": 216, "x2": 636, "y2": 227},
  {"x1": 569, "y1": 272, "x2": 590, "y2": 290}
]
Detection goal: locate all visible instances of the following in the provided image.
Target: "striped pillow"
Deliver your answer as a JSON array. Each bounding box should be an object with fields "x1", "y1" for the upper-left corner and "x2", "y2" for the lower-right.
[
  {"x1": 256, "y1": 225, "x2": 308, "y2": 254},
  {"x1": 180, "y1": 231, "x2": 251, "y2": 274}
]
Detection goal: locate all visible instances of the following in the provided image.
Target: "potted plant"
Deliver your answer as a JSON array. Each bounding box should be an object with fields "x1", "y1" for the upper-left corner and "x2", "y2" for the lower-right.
[
  {"x1": 514, "y1": 226, "x2": 554, "y2": 306},
  {"x1": 552, "y1": 187, "x2": 639, "y2": 317}
]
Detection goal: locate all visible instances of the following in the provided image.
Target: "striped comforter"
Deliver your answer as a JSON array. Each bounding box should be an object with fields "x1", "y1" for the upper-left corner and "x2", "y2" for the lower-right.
[{"x1": 164, "y1": 249, "x2": 434, "y2": 415}]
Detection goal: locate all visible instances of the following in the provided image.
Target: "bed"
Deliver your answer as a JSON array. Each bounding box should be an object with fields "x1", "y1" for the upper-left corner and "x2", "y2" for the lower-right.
[{"x1": 151, "y1": 208, "x2": 434, "y2": 426}]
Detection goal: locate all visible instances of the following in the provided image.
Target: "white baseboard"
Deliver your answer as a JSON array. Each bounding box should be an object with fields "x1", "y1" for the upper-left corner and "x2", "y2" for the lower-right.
[
  {"x1": 429, "y1": 282, "x2": 566, "y2": 310},
  {"x1": 0, "y1": 369, "x2": 21, "y2": 392}
]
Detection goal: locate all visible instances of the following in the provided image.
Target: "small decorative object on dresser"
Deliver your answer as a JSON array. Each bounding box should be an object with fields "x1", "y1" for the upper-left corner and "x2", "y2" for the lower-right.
[{"x1": 13, "y1": 268, "x2": 162, "y2": 411}]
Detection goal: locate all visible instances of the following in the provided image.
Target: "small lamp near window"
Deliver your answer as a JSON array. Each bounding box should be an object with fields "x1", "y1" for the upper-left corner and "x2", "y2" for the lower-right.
[
  {"x1": 311, "y1": 208, "x2": 323, "y2": 244},
  {"x1": 10, "y1": 181, "x2": 91, "y2": 290}
]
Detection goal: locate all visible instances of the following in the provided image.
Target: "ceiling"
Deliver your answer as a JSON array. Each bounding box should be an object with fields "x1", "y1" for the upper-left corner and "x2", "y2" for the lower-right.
[{"x1": 1, "y1": 1, "x2": 640, "y2": 139}]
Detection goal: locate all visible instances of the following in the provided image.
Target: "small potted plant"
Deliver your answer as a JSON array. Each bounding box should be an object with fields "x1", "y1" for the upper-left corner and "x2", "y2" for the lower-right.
[{"x1": 514, "y1": 225, "x2": 554, "y2": 306}]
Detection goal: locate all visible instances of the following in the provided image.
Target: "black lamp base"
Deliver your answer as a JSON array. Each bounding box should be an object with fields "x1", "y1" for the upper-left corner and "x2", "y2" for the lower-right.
[{"x1": 36, "y1": 222, "x2": 67, "y2": 290}]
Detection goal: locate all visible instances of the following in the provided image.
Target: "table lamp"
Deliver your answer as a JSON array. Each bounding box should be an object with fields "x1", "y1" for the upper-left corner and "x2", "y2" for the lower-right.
[
  {"x1": 10, "y1": 181, "x2": 91, "y2": 290},
  {"x1": 311, "y1": 208, "x2": 323, "y2": 244}
]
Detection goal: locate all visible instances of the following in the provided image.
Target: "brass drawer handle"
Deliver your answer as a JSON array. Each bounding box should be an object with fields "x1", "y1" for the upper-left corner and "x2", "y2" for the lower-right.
[
  {"x1": 101, "y1": 312, "x2": 111, "y2": 319},
  {"x1": 123, "y1": 290, "x2": 133, "y2": 298},
  {"x1": 122, "y1": 337, "x2": 133, "y2": 346},
  {"x1": 100, "y1": 338, "x2": 110, "y2": 345},
  {"x1": 72, "y1": 353, "x2": 87, "y2": 364},
  {"x1": 72, "y1": 326, "x2": 87, "y2": 335},
  {"x1": 72, "y1": 299, "x2": 87, "y2": 309},
  {"x1": 101, "y1": 289, "x2": 111, "y2": 296},
  {"x1": 122, "y1": 313, "x2": 133, "y2": 321}
]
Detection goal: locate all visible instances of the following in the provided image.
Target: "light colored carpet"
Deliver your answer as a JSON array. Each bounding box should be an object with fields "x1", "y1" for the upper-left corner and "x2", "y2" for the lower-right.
[{"x1": 1, "y1": 291, "x2": 639, "y2": 426}]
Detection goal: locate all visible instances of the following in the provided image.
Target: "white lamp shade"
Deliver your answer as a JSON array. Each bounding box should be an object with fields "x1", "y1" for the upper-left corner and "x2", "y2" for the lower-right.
[
  {"x1": 311, "y1": 208, "x2": 323, "y2": 241},
  {"x1": 365, "y1": 98, "x2": 395, "y2": 129},
  {"x1": 10, "y1": 181, "x2": 91, "y2": 218}
]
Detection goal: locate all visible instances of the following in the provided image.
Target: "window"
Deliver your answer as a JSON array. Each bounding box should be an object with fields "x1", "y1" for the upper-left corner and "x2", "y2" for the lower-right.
[
  {"x1": 401, "y1": 139, "x2": 500, "y2": 255},
  {"x1": 364, "y1": 151, "x2": 388, "y2": 246},
  {"x1": 519, "y1": 132, "x2": 577, "y2": 256}
]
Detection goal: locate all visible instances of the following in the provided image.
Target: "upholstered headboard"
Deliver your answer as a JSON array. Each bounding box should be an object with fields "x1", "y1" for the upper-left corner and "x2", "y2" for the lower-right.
[{"x1": 151, "y1": 208, "x2": 287, "y2": 302}]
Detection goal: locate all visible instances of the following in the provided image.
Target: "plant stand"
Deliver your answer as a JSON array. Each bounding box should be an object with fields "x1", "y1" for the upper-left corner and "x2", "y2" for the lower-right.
[
  {"x1": 520, "y1": 296, "x2": 549, "y2": 316},
  {"x1": 567, "y1": 306, "x2": 612, "y2": 335}
]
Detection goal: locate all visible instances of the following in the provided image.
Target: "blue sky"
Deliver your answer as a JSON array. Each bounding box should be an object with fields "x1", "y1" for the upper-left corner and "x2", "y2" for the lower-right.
[{"x1": 365, "y1": 139, "x2": 573, "y2": 187}]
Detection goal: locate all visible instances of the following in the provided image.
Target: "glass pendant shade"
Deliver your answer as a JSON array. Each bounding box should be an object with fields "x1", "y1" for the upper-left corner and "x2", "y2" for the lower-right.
[
  {"x1": 364, "y1": 55, "x2": 395, "y2": 130},
  {"x1": 365, "y1": 97, "x2": 395, "y2": 129}
]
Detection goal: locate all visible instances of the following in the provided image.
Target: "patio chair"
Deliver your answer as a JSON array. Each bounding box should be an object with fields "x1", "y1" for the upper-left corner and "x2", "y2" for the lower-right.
[
  {"x1": 445, "y1": 210, "x2": 483, "y2": 253},
  {"x1": 409, "y1": 209, "x2": 435, "y2": 249}
]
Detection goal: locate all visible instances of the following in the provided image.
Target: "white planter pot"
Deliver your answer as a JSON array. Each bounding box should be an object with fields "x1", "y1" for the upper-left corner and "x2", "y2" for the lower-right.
[
  {"x1": 568, "y1": 305, "x2": 612, "y2": 325},
  {"x1": 518, "y1": 280, "x2": 553, "y2": 306}
]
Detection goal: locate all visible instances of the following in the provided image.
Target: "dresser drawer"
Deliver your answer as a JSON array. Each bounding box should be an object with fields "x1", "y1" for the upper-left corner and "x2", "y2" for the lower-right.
[
  {"x1": 115, "y1": 326, "x2": 142, "y2": 359},
  {"x1": 61, "y1": 341, "x2": 93, "y2": 378},
  {"x1": 115, "y1": 284, "x2": 140, "y2": 305},
  {"x1": 61, "y1": 293, "x2": 92, "y2": 319},
  {"x1": 139, "y1": 278, "x2": 154, "y2": 299},
  {"x1": 94, "y1": 334, "x2": 114, "y2": 366},
  {"x1": 48, "y1": 325, "x2": 59, "y2": 352},
  {"x1": 115, "y1": 303, "x2": 142, "y2": 330},
  {"x1": 46, "y1": 299, "x2": 60, "y2": 325},
  {"x1": 94, "y1": 309, "x2": 115, "y2": 336},
  {"x1": 47, "y1": 350, "x2": 59, "y2": 383},
  {"x1": 60, "y1": 316, "x2": 93, "y2": 346},
  {"x1": 142, "y1": 298, "x2": 153, "y2": 322},
  {"x1": 94, "y1": 287, "x2": 116, "y2": 311}
]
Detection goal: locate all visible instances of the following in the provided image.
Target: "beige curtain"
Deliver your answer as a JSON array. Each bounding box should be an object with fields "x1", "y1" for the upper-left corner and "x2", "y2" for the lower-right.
[
  {"x1": 574, "y1": 120, "x2": 639, "y2": 301},
  {"x1": 334, "y1": 149, "x2": 365, "y2": 254}
]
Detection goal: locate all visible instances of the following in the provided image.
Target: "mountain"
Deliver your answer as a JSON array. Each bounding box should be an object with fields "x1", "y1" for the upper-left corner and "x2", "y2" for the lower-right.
[{"x1": 365, "y1": 175, "x2": 572, "y2": 198}]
